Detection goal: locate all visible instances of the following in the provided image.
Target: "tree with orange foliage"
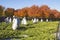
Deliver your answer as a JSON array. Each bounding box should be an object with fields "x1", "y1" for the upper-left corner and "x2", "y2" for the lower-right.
[
  {"x1": 0, "y1": 5, "x2": 5, "y2": 17},
  {"x1": 17, "y1": 8, "x2": 28, "y2": 18},
  {"x1": 5, "y1": 8, "x2": 14, "y2": 17},
  {"x1": 28, "y1": 5, "x2": 39, "y2": 18},
  {"x1": 51, "y1": 10, "x2": 59, "y2": 18},
  {"x1": 57, "y1": 12, "x2": 60, "y2": 18},
  {"x1": 39, "y1": 5, "x2": 50, "y2": 22},
  {"x1": 14, "y1": 10, "x2": 18, "y2": 17}
]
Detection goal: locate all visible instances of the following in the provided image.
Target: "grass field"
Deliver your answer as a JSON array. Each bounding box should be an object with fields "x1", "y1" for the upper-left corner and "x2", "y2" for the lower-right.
[{"x1": 0, "y1": 21, "x2": 59, "y2": 40}]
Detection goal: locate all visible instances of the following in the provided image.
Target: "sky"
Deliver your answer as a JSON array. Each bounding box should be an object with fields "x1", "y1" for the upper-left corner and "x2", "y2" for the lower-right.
[{"x1": 0, "y1": 0, "x2": 60, "y2": 11}]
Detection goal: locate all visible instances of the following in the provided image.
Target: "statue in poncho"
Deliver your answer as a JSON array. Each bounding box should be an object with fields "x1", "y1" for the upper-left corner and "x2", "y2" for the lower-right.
[
  {"x1": 21, "y1": 17, "x2": 27, "y2": 25},
  {"x1": 12, "y1": 16, "x2": 18, "y2": 30}
]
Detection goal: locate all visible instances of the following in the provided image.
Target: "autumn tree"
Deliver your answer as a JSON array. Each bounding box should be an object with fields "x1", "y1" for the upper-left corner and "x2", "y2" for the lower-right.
[
  {"x1": 28, "y1": 5, "x2": 39, "y2": 18},
  {"x1": 40, "y1": 5, "x2": 50, "y2": 18},
  {"x1": 51, "y1": 10, "x2": 59, "y2": 18},
  {"x1": 38, "y1": 5, "x2": 51, "y2": 22},
  {"x1": 14, "y1": 10, "x2": 18, "y2": 17},
  {"x1": 58, "y1": 12, "x2": 60, "y2": 18},
  {"x1": 5, "y1": 8, "x2": 14, "y2": 17},
  {"x1": 0, "y1": 5, "x2": 5, "y2": 17},
  {"x1": 16, "y1": 7, "x2": 28, "y2": 18}
]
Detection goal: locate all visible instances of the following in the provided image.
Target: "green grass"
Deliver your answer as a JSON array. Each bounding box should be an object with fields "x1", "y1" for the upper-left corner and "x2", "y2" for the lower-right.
[{"x1": 0, "y1": 21, "x2": 59, "y2": 40}]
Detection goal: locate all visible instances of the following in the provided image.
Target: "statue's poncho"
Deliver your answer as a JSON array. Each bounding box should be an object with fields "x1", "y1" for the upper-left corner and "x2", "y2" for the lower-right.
[
  {"x1": 9, "y1": 18, "x2": 12, "y2": 23},
  {"x1": 41, "y1": 18, "x2": 43, "y2": 22},
  {"x1": 21, "y1": 17, "x2": 27, "y2": 25},
  {"x1": 46, "y1": 19, "x2": 48, "y2": 22},
  {"x1": 36, "y1": 18, "x2": 38, "y2": 22},
  {"x1": 5, "y1": 17, "x2": 9, "y2": 23},
  {"x1": 33, "y1": 18, "x2": 37, "y2": 23},
  {"x1": 12, "y1": 17, "x2": 18, "y2": 30}
]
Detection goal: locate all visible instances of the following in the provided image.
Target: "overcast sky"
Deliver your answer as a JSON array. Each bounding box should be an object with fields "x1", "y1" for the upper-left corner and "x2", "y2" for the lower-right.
[{"x1": 0, "y1": 0, "x2": 60, "y2": 11}]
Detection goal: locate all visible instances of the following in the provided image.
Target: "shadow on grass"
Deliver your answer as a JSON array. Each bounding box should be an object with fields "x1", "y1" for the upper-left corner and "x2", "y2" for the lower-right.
[
  {"x1": 17, "y1": 24, "x2": 35, "y2": 31},
  {"x1": 27, "y1": 23, "x2": 38, "y2": 26},
  {"x1": 0, "y1": 37, "x2": 22, "y2": 40},
  {"x1": 26, "y1": 24, "x2": 33, "y2": 26},
  {"x1": 17, "y1": 27, "x2": 28, "y2": 31}
]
